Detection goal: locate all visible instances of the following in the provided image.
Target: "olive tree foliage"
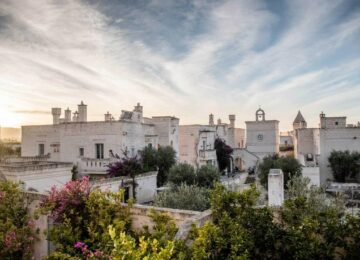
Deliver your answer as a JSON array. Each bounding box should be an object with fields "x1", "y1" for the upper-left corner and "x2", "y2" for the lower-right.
[
  {"x1": 156, "y1": 164, "x2": 219, "y2": 211},
  {"x1": 258, "y1": 154, "x2": 302, "y2": 189},
  {"x1": 139, "y1": 146, "x2": 177, "y2": 187},
  {"x1": 328, "y1": 150, "x2": 360, "y2": 182},
  {"x1": 0, "y1": 181, "x2": 36, "y2": 259},
  {"x1": 196, "y1": 165, "x2": 220, "y2": 188},
  {"x1": 286, "y1": 175, "x2": 346, "y2": 213},
  {"x1": 167, "y1": 163, "x2": 196, "y2": 186},
  {"x1": 190, "y1": 182, "x2": 360, "y2": 259},
  {"x1": 0, "y1": 143, "x2": 20, "y2": 160},
  {"x1": 154, "y1": 183, "x2": 210, "y2": 211},
  {"x1": 167, "y1": 163, "x2": 220, "y2": 188}
]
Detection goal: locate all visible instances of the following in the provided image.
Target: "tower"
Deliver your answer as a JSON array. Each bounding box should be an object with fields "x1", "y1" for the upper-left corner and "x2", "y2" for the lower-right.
[
  {"x1": 78, "y1": 101, "x2": 87, "y2": 122},
  {"x1": 293, "y1": 111, "x2": 307, "y2": 130},
  {"x1": 64, "y1": 108, "x2": 72, "y2": 123},
  {"x1": 229, "y1": 114, "x2": 235, "y2": 128},
  {"x1": 134, "y1": 102, "x2": 143, "y2": 113},
  {"x1": 51, "y1": 108, "x2": 61, "y2": 125},
  {"x1": 256, "y1": 108, "x2": 265, "y2": 121},
  {"x1": 209, "y1": 114, "x2": 214, "y2": 126}
]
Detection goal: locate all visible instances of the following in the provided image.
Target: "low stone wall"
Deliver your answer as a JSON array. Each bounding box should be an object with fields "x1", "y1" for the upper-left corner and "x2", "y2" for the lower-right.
[
  {"x1": 25, "y1": 191, "x2": 210, "y2": 259},
  {"x1": 129, "y1": 204, "x2": 202, "y2": 231}
]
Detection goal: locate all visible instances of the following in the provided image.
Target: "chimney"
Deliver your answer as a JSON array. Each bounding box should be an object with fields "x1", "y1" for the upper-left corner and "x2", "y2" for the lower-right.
[
  {"x1": 105, "y1": 112, "x2": 112, "y2": 122},
  {"x1": 78, "y1": 101, "x2": 87, "y2": 122},
  {"x1": 73, "y1": 111, "x2": 79, "y2": 122},
  {"x1": 64, "y1": 108, "x2": 72, "y2": 123},
  {"x1": 217, "y1": 118, "x2": 222, "y2": 125},
  {"x1": 229, "y1": 114, "x2": 235, "y2": 128},
  {"x1": 134, "y1": 102, "x2": 143, "y2": 113},
  {"x1": 209, "y1": 114, "x2": 214, "y2": 126},
  {"x1": 51, "y1": 108, "x2": 61, "y2": 125}
]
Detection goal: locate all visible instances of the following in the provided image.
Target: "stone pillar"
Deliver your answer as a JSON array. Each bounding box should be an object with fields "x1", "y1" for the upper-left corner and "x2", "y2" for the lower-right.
[
  {"x1": 209, "y1": 114, "x2": 214, "y2": 126},
  {"x1": 78, "y1": 101, "x2": 87, "y2": 122},
  {"x1": 268, "y1": 169, "x2": 284, "y2": 206},
  {"x1": 51, "y1": 108, "x2": 61, "y2": 125},
  {"x1": 229, "y1": 114, "x2": 235, "y2": 128},
  {"x1": 64, "y1": 108, "x2": 72, "y2": 123}
]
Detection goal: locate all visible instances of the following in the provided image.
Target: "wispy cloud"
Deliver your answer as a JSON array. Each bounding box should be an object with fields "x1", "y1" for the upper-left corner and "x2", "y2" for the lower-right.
[{"x1": 0, "y1": 0, "x2": 359, "y2": 128}]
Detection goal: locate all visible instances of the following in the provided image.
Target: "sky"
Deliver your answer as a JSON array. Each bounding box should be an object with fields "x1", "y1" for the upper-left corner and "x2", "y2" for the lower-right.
[{"x1": 0, "y1": 0, "x2": 359, "y2": 130}]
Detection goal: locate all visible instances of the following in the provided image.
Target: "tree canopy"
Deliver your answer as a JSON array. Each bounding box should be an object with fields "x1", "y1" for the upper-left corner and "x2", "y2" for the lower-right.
[
  {"x1": 258, "y1": 154, "x2": 302, "y2": 189},
  {"x1": 328, "y1": 150, "x2": 360, "y2": 182}
]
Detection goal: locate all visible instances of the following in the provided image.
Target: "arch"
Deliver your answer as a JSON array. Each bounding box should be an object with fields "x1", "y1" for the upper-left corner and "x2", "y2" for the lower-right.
[{"x1": 256, "y1": 108, "x2": 265, "y2": 121}]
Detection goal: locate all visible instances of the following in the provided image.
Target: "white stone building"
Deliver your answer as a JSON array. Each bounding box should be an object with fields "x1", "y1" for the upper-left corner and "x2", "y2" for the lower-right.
[
  {"x1": 245, "y1": 108, "x2": 280, "y2": 159},
  {"x1": 179, "y1": 114, "x2": 245, "y2": 167},
  {"x1": 0, "y1": 156, "x2": 72, "y2": 193},
  {"x1": 21, "y1": 101, "x2": 179, "y2": 176},
  {"x1": 293, "y1": 111, "x2": 360, "y2": 184}
]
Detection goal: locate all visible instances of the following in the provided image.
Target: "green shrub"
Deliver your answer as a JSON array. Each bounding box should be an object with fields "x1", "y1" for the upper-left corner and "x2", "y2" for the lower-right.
[
  {"x1": 328, "y1": 150, "x2": 360, "y2": 182},
  {"x1": 196, "y1": 164, "x2": 220, "y2": 188},
  {"x1": 168, "y1": 163, "x2": 196, "y2": 186},
  {"x1": 154, "y1": 184, "x2": 210, "y2": 211},
  {"x1": 258, "y1": 154, "x2": 302, "y2": 189}
]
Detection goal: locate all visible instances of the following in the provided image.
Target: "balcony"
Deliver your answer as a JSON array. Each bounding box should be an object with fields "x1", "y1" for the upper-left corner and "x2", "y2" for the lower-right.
[{"x1": 78, "y1": 158, "x2": 117, "y2": 174}]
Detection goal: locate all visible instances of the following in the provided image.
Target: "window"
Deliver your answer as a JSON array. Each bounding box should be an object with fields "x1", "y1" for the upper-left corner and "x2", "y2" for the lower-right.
[
  {"x1": 95, "y1": 143, "x2": 104, "y2": 159},
  {"x1": 257, "y1": 134, "x2": 263, "y2": 141},
  {"x1": 203, "y1": 140, "x2": 206, "y2": 150},
  {"x1": 38, "y1": 144, "x2": 45, "y2": 156},
  {"x1": 79, "y1": 147, "x2": 84, "y2": 157},
  {"x1": 170, "y1": 140, "x2": 173, "y2": 147},
  {"x1": 335, "y1": 121, "x2": 339, "y2": 126}
]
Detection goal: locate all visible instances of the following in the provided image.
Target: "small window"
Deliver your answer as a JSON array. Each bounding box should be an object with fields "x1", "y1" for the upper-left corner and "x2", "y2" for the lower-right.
[
  {"x1": 148, "y1": 143, "x2": 152, "y2": 149},
  {"x1": 335, "y1": 122, "x2": 339, "y2": 126},
  {"x1": 79, "y1": 147, "x2": 84, "y2": 157},
  {"x1": 38, "y1": 144, "x2": 45, "y2": 156},
  {"x1": 95, "y1": 143, "x2": 104, "y2": 159},
  {"x1": 257, "y1": 134, "x2": 263, "y2": 141},
  {"x1": 170, "y1": 140, "x2": 173, "y2": 147}
]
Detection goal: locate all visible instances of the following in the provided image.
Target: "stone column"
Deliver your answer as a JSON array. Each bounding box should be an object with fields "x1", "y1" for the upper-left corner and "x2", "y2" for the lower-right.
[{"x1": 268, "y1": 169, "x2": 284, "y2": 206}]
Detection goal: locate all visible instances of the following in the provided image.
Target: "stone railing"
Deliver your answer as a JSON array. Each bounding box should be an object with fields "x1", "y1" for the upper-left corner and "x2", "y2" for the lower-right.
[
  {"x1": 0, "y1": 161, "x2": 73, "y2": 173},
  {"x1": 3, "y1": 155, "x2": 51, "y2": 164},
  {"x1": 78, "y1": 158, "x2": 117, "y2": 173}
]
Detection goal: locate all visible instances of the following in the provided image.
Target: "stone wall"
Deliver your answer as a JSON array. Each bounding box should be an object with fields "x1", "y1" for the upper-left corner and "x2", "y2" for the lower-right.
[
  {"x1": 245, "y1": 120, "x2": 279, "y2": 159},
  {"x1": 319, "y1": 127, "x2": 360, "y2": 183}
]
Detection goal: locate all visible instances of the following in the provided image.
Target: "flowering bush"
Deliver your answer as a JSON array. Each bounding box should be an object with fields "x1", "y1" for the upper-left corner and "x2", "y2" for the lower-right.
[
  {"x1": 41, "y1": 177, "x2": 132, "y2": 258},
  {"x1": 0, "y1": 181, "x2": 36, "y2": 259}
]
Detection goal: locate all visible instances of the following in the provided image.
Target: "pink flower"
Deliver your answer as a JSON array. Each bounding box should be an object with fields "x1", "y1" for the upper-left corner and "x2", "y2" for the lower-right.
[{"x1": 74, "y1": 241, "x2": 86, "y2": 248}]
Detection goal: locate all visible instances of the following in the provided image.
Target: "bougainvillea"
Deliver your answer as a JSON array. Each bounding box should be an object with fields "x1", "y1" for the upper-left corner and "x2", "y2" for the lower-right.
[
  {"x1": 0, "y1": 181, "x2": 36, "y2": 259},
  {"x1": 40, "y1": 177, "x2": 132, "y2": 258}
]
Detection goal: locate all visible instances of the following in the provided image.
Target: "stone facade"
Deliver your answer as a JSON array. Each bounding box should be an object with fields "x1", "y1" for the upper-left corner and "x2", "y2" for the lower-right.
[
  {"x1": 21, "y1": 102, "x2": 179, "y2": 175},
  {"x1": 179, "y1": 114, "x2": 245, "y2": 167},
  {"x1": 293, "y1": 111, "x2": 360, "y2": 184},
  {"x1": 245, "y1": 109, "x2": 279, "y2": 159},
  {"x1": 91, "y1": 171, "x2": 158, "y2": 204},
  {"x1": 0, "y1": 158, "x2": 72, "y2": 192}
]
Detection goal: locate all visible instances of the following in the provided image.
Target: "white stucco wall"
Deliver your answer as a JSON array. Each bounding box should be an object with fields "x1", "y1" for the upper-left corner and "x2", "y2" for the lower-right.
[
  {"x1": 92, "y1": 172, "x2": 158, "y2": 204},
  {"x1": 245, "y1": 120, "x2": 279, "y2": 159},
  {"x1": 302, "y1": 167, "x2": 320, "y2": 187},
  {"x1": 319, "y1": 128, "x2": 360, "y2": 184},
  {"x1": 2, "y1": 164, "x2": 72, "y2": 193}
]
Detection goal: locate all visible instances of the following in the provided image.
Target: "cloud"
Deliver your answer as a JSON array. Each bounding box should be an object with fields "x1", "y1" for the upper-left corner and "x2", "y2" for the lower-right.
[
  {"x1": 14, "y1": 110, "x2": 50, "y2": 115},
  {"x1": 0, "y1": 0, "x2": 359, "y2": 129}
]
